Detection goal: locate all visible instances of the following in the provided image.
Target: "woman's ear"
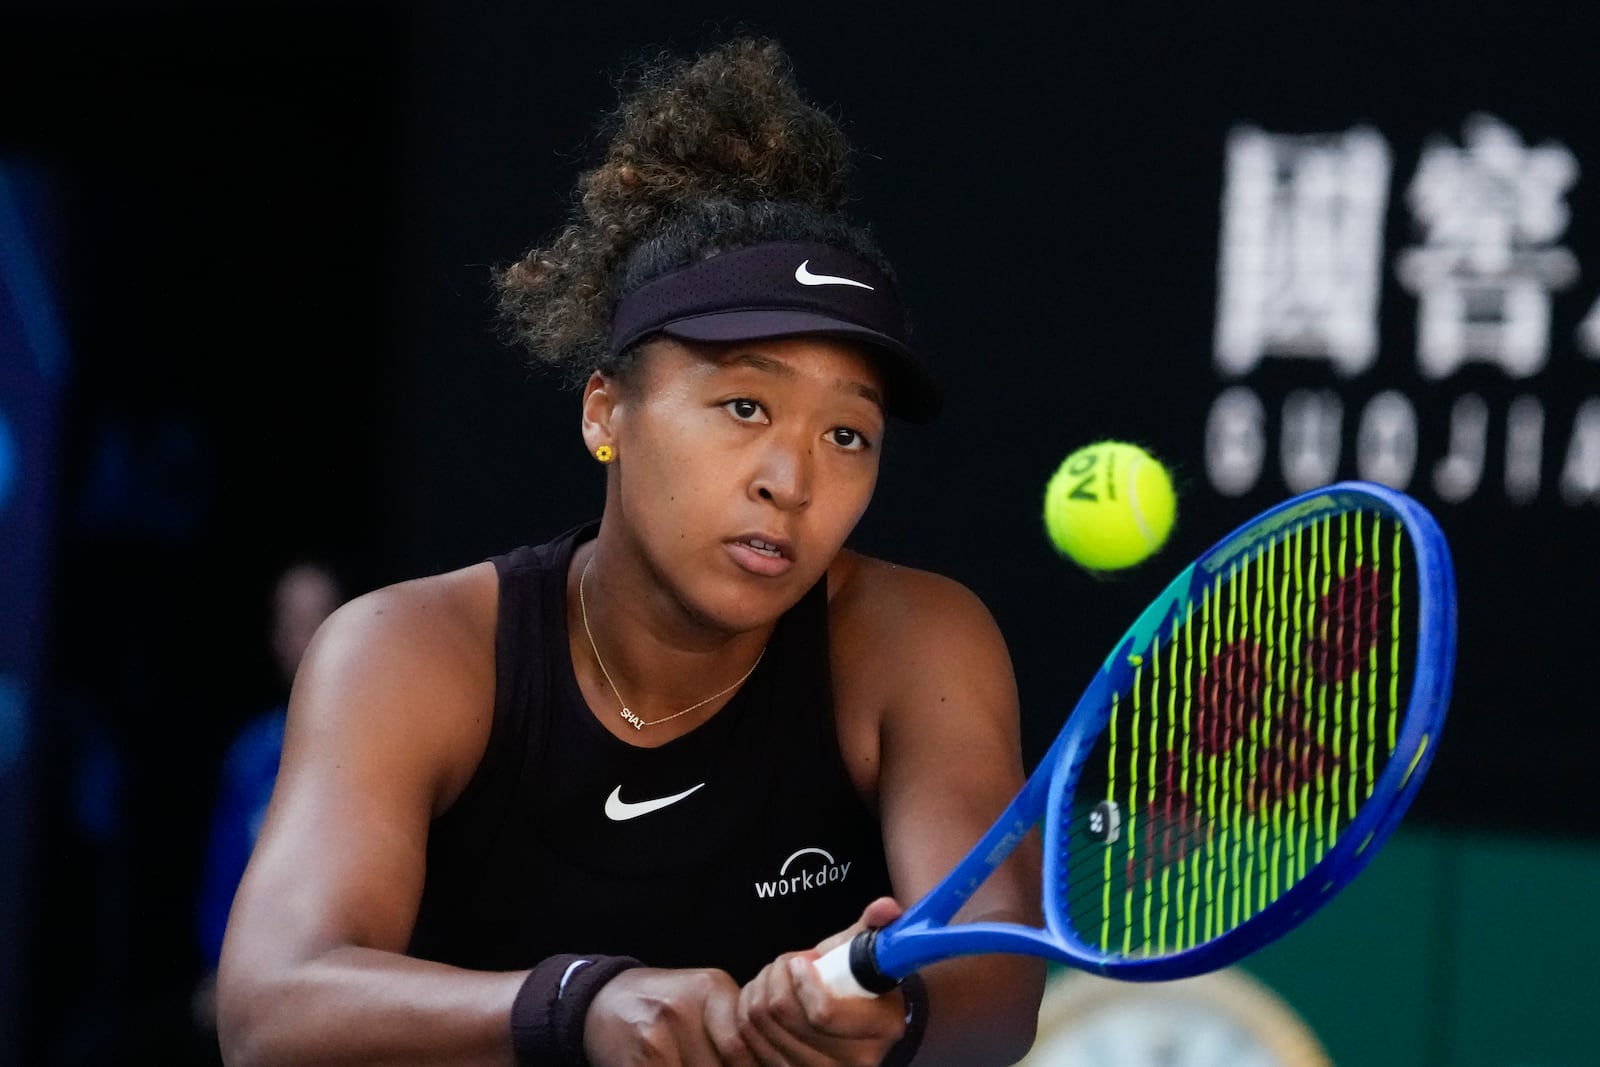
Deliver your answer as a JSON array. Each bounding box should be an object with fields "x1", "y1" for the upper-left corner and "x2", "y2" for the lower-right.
[{"x1": 581, "y1": 371, "x2": 619, "y2": 458}]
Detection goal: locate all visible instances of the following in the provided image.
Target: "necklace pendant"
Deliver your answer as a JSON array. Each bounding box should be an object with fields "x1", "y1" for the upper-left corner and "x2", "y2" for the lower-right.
[{"x1": 621, "y1": 708, "x2": 644, "y2": 730}]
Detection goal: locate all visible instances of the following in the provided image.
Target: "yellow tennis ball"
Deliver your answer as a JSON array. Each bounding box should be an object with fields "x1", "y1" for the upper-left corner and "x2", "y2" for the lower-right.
[{"x1": 1043, "y1": 441, "x2": 1176, "y2": 571}]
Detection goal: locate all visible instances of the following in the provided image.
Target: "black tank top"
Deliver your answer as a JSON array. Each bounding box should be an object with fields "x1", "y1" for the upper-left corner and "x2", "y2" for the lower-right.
[{"x1": 408, "y1": 523, "x2": 894, "y2": 982}]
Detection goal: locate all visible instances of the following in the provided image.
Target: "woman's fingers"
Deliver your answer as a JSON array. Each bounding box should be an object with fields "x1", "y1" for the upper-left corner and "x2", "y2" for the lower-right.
[{"x1": 738, "y1": 952, "x2": 905, "y2": 1067}]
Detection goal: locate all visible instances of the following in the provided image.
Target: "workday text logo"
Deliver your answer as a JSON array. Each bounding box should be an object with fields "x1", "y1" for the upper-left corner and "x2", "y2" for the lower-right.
[{"x1": 754, "y1": 847, "x2": 852, "y2": 899}]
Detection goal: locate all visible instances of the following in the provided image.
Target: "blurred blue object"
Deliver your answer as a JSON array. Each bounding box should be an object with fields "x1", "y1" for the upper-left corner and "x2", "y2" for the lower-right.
[
  {"x1": 0, "y1": 158, "x2": 70, "y2": 1067},
  {"x1": 195, "y1": 707, "x2": 287, "y2": 967}
]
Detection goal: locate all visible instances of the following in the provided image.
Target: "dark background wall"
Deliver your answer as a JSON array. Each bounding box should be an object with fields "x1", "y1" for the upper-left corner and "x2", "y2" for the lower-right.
[{"x1": 3, "y1": 1, "x2": 1598, "y2": 1063}]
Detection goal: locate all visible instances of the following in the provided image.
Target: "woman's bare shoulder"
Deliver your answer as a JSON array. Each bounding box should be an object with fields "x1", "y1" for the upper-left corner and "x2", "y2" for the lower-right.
[
  {"x1": 827, "y1": 550, "x2": 1004, "y2": 653},
  {"x1": 324, "y1": 561, "x2": 499, "y2": 657},
  {"x1": 287, "y1": 559, "x2": 502, "y2": 811},
  {"x1": 826, "y1": 549, "x2": 1016, "y2": 746}
]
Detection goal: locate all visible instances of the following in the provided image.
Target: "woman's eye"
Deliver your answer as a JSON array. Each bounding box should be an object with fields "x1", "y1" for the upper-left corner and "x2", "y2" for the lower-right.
[
  {"x1": 724, "y1": 398, "x2": 766, "y2": 422},
  {"x1": 829, "y1": 427, "x2": 871, "y2": 452}
]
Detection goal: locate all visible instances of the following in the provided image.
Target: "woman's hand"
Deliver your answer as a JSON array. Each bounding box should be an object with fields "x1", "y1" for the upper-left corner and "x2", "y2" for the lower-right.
[
  {"x1": 584, "y1": 965, "x2": 758, "y2": 1066},
  {"x1": 736, "y1": 897, "x2": 911, "y2": 1066}
]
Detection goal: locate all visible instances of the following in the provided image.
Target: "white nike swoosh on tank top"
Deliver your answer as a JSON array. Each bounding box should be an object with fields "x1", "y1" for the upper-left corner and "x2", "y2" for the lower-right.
[{"x1": 604, "y1": 782, "x2": 706, "y2": 821}]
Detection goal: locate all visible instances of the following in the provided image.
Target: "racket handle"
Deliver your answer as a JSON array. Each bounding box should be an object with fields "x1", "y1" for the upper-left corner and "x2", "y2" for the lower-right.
[{"x1": 814, "y1": 928, "x2": 900, "y2": 998}]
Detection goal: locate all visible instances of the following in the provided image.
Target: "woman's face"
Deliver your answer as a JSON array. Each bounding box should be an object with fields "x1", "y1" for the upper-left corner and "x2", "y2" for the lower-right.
[{"x1": 588, "y1": 335, "x2": 887, "y2": 633}]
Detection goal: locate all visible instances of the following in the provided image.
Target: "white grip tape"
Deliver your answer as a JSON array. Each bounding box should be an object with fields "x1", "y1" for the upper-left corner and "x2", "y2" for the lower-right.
[{"x1": 813, "y1": 941, "x2": 876, "y2": 998}]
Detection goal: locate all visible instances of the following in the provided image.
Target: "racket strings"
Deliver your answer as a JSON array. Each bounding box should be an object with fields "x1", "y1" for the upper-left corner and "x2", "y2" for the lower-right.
[{"x1": 1060, "y1": 509, "x2": 1413, "y2": 960}]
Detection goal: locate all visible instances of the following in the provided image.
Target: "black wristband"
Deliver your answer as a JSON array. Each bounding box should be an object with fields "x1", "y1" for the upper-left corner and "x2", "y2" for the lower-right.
[
  {"x1": 881, "y1": 972, "x2": 929, "y2": 1067},
  {"x1": 510, "y1": 953, "x2": 643, "y2": 1066}
]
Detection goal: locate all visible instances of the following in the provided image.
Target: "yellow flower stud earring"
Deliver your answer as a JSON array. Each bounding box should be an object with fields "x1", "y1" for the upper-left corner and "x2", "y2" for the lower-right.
[{"x1": 595, "y1": 445, "x2": 615, "y2": 463}]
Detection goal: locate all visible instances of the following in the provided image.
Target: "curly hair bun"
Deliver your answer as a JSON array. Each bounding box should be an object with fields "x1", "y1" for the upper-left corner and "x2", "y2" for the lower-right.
[{"x1": 495, "y1": 36, "x2": 872, "y2": 384}]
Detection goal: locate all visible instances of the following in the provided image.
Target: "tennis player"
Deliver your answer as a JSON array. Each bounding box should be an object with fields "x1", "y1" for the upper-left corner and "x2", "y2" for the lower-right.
[{"x1": 216, "y1": 36, "x2": 1045, "y2": 1066}]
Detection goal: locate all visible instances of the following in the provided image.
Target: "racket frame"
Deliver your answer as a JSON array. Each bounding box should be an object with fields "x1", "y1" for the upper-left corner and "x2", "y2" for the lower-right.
[{"x1": 850, "y1": 481, "x2": 1456, "y2": 987}]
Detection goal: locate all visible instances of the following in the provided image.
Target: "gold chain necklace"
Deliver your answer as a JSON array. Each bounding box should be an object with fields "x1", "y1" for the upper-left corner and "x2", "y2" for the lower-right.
[{"x1": 578, "y1": 556, "x2": 765, "y2": 731}]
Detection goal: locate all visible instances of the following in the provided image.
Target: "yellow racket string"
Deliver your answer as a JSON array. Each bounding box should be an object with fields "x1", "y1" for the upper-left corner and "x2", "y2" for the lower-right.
[
  {"x1": 1390, "y1": 520, "x2": 1401, "y2": 754},
  {"x1": 1124, "y1": 650, "x2": 1141, "y2": 956},
  {"x1": 1158, "y1": 612, "x2": 1180, "y2": 954},
  {"x1": 1101, "y1": 690, "x2": 1117, "y2": 952}
]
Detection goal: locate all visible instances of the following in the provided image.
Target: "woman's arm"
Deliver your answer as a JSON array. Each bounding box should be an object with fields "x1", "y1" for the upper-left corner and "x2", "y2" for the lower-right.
[
  {"x1": 215, "y1": 568, "x2": 528, "y2": 1065},
  {"x1": 214, "y1": 568, "x2": 755, "y2": 1066},
  {"x1": 834, "y1": 561, "x2": 1047, "y2": 1066}
]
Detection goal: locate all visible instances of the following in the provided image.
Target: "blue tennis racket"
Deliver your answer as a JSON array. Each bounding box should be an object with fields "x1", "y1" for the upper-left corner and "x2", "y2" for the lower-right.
[{"x1": 817, "y1": 480, "x2": 1456, "y2": 996}]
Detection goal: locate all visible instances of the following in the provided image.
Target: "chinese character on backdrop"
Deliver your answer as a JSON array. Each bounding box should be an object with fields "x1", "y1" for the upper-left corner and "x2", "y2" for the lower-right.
[
  {"x1": 1210, "y1": 126, "x2": 1391, "y2": 496},
  {"x1": 1396, "y1": 113, "x2": 1579, "y2": 381},
  {"x1": 1215, "y1": 125, "x2": 1392, "y2": 379}
]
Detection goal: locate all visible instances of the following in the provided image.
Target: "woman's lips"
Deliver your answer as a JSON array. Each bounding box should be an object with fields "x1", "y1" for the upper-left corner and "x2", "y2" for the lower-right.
[{"x1": 726, "y1": 535, "x2": 793, "y2": 576}]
